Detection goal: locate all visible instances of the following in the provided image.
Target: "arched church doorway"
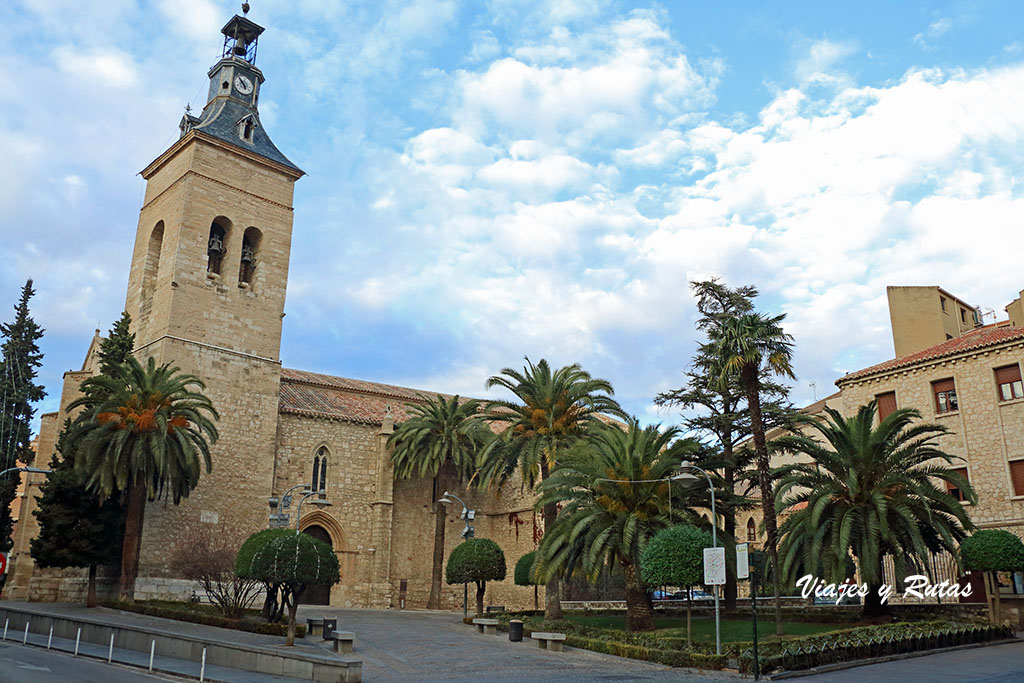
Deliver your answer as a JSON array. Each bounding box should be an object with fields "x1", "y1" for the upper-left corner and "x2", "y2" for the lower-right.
[{"x1": 301, "y1": 525, "x2": 333, "y2": 605}]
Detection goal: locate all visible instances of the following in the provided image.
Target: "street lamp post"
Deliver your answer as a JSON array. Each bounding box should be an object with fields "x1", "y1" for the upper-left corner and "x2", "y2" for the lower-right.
[
  {"x1": 0, "y1": 466, "x2": 51, "y2": 478},
  {"x1": 438, "y1": 491, "x2": 475, "y2": 619},
  {"x1": 672, "y1": 461, "x2": 720, "y2": 656},
  {"x1": 295, "y1": 488, "x2": 331, "y2": 534}
]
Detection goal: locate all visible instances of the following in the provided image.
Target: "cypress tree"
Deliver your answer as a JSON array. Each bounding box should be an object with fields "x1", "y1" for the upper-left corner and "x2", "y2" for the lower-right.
[{"x1": 0, "y1": 280, "x2": 46, "y2": 557}]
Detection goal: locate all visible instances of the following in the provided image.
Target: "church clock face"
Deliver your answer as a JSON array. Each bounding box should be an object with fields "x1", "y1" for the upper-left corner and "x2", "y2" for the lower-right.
[{"x1": 234, "y1": 75, "x2": 254, "y2": 95}]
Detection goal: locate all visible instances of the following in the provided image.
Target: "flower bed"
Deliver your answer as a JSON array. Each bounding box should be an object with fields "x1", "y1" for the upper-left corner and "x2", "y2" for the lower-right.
[{"x1": 101, "y1": 600, "x2": 306, "y2": 638}]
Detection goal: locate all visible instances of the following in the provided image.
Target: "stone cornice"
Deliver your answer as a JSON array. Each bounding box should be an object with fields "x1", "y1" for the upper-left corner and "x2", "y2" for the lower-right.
[{"x1": 836, "y1": 338, "x2": 1024, "y2": 388}]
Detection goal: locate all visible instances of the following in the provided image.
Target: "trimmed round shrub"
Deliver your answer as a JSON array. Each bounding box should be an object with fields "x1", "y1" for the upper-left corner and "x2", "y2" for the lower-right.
[
  {"x1": 514, "y1": 551, "x2": 540, "y2": 586},
  {"x1": 235, "y1": 528, "x2": 340, "y2": 587},
  {"x1": 640, "y1": 524, "x2": 712, "y2": 589},
  {"x1": 961, "y1": 529, "x2": 1024, "y2": 572},
  {"x1": 446, "y1": 538, "x2": 506, "y2": 585}
]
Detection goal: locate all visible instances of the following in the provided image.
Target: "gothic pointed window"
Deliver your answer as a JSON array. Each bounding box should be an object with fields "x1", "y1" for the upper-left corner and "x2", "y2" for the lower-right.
[
  {"x1": 239, "y1": 227, "x2": 261, "y2": 286},
  {"x1": 747, "y1": 517, "x2": 757, "y2": 542},
  {"x1": 312, "y1": 446, "x2": 329, "y2": 496},
  {"x1": 207, "y1": 217, "x2": 230, "y2": 276}
]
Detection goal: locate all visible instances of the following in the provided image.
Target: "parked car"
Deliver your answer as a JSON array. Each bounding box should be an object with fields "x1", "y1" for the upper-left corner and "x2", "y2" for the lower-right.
[{"x1": 670, "y1": 589, "x2": 714, "y2": 601}]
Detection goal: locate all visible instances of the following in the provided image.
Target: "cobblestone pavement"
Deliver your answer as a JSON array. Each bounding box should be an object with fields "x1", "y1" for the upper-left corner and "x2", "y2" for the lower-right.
[
  {"x1": 798, "y1": 640, "x2": 1024, "y2": 682},
  {"x1": 296, "y1": 606, "x2": 742, "y2": 682}
]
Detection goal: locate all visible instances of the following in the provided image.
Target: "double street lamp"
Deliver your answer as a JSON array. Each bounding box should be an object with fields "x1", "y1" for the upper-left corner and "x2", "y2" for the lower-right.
[
  {"x1": 267, "y1": 482, "x2": 331, "y2": 531},
  {"x1": 437, "y1": 491, "x2": 475, "y2": 619}
]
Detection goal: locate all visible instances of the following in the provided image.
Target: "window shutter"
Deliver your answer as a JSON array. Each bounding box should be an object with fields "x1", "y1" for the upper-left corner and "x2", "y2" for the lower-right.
[
  {"x1": 876, "y1": 391, "x2": 897, "y2": 420},
  {"x1": 932, "y1": 379, "x2": 956, "y2": 393},
  {"x1": 1010, "y1": 460, "x2": 1024, "y2": 497},
  {"x1": 995, "y1": 364, "x2": 1022, "y2": 385},
  {"x1": 945, "y1": 467, "x2": 969, "y2": 501}
]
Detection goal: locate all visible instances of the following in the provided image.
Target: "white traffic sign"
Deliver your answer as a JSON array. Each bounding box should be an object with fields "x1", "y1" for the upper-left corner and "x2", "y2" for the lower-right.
[
  {"x1": 736, "y1": 542, "x2": 749, "y2": 580},
  {"x1": 703, "y1": 546, "x2": 726, "y2": 585}
]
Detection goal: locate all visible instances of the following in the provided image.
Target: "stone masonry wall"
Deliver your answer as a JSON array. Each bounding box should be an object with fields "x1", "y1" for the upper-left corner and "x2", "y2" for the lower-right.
[{"x1": 836, "y1": 339, "x2": 1024, "y2": 542}]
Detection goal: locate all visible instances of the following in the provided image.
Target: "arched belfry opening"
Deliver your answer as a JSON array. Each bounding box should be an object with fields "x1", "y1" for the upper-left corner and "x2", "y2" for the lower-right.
[
  {"x1": 207, "y1": 217, "x2": 231, "y2": 276},
  {"x1": 141, "y1": 221, "x2": 164, "y2": 318},
  {"x1": 239, "y1": 227, "x2": 261, "y2": 286}
]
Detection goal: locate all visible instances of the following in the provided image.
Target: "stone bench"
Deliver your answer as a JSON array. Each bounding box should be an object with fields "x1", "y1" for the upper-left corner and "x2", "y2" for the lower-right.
[
  {"x1": 532, "y1": 632, "x2": 566, "y2": 652},
  {"x1": 471, "y1": 618, "x2": 499, "y2": 635},
  {"x1": 328, "y1": 631, "x2": 356, "y2": 654},
  {"x1": 306, "y1": 617, "x2": 325, "y2": 637}
]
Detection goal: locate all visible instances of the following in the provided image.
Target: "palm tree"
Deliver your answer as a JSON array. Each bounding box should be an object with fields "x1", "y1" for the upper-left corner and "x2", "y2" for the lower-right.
[
  {"x1": 478, "y1": 358, "x2": 625, "y2": 620},
  {"x1": 774, "y1": 402, "x2": 975, "y2": 617},
  {"x1": 389, "y1": 394, "x2": 490, "y2": 609},
  {"x1": 710, "y1": 311, "x2": 794, "y2": 633},
  {"x1": 534, "y1": 420, "x2": 700, "y2": 631},
  {"x1": 67, "y1": 356, "x2": 218, "y2": 601}
]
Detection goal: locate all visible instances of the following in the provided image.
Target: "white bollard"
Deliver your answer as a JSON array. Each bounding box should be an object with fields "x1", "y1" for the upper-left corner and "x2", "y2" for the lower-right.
[
  {"x1": 149, "y1": 639, "x2": 155, "y2": 671},
  {"x1": 199, "y1": 647, "x2": 207, "y2": 682},
  {"x1": 47, "y1": 625, "x2": 53, "y2": 650},
  {"x1": 74, "y1": 627, "x2": 81, "y2": 656},
  {"x1": 22, "y1": 622, "x2": 29, "y2": 645},
  {"x1": 3, "y1": 618, "x2": 8, "y2": 640},
  {"x1": 108, "y1": 633, "x2": 114, "y2": 663}
]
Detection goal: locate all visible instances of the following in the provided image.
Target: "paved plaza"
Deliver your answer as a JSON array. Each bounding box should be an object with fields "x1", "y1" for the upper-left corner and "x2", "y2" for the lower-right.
[{"x1": 295, "y1": 606, "x2": 741, "y2": 682}]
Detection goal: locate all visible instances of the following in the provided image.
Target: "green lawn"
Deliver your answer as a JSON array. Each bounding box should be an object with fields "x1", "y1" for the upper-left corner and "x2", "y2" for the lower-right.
[{"x1": 565, "y1": 613, "x2": 841, "y2": 644}]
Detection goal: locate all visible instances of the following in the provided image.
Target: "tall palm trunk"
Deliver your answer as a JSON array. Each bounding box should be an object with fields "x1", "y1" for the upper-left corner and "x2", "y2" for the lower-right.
[
  {"x1": 623, "y1": 561, "x2": 655, "y2": 632},
  {"x1": 742, "y1": 363, "x2": 784, "y2": 635},
  {"x1": 119, "y1": 479, "x2": 146, "y2": 602},
  {"x1": 723, "y1": 443, "x2": 738, "y2": 611},
  {"x1": 540, "y1": 459, "x2": 562, "y2": 620},
  {"x1": 427, "y1": 473, "x2": 446, "y2": 610}
]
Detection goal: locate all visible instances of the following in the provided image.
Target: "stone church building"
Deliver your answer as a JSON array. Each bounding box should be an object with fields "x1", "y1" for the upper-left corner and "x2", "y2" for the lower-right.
[{"x1": 7, "y1": 12, "x2": 539, "y2": 610}]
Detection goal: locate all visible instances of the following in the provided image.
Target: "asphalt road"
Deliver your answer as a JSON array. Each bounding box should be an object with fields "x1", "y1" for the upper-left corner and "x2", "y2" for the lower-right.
[{"x1": 0, "y1": 641, "x2": 181, "y2": 683}]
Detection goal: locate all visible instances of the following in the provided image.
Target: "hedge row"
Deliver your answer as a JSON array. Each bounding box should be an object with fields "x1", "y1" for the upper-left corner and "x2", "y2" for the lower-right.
[
  {"x1": 740, "y1": 623, "x2": 1015, "y2": 674},
  {"x1": 493, "y1": 614, "x2": 727, "y2": 669},
  {"x1": 101, "y1": 600, "x2": 306, "y2": 638}
]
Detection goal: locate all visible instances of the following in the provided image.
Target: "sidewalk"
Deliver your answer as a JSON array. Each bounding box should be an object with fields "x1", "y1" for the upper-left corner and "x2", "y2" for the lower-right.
[{"x1": 0, "y1": 602, "x2": 345, "y2": 682}]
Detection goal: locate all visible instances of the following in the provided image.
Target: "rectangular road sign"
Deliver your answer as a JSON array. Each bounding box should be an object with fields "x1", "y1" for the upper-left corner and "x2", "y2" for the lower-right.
[
  {"x1": 703, "y1": 546, "x2": 726, "y2": 585},
  {"x1": 736, "y1": 542, "x2": 749, "y2": 580}
]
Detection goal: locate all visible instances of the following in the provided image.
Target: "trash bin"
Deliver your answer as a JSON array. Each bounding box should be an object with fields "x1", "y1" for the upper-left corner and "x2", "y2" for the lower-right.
[
  {"x1": 323, "y1": 617, "x2": 337, "y2": 639},
  {"x1": 509, "y1": 619, "x2": 523, "y2": 642}
]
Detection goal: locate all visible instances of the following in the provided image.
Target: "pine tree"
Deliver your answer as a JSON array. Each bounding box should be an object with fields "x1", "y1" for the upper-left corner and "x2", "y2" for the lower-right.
[
  {"x1": 0, "y1": 280, "x2": 46, "y2": 555},
  {"x1": 31, "y1": 313, "x2": 133, "y2": 606}
]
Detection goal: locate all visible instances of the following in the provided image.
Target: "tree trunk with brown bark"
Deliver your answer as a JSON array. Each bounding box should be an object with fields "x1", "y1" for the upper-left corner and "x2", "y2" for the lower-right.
[
  {"x1": 119, "y1": 480, "x2": 147, "y2": 602},
  {"x1": 427, "y1": 473, "x2": 447, "y2": 610},
  {"x1": 743, "y1": 363, "x2": 784, "y2": 635},
  {"x1": 623, "y1": 561, "x2": 655, "y2": 632}
]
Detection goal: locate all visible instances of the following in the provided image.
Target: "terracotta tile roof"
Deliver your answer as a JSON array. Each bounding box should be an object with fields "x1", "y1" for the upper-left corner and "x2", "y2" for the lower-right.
[
  {"x1": 837, "y1": 323, "x2": 1024, "y2": 384},
  {"x1": 279, "y1": 368, "x2": 458, "y2": 425}
]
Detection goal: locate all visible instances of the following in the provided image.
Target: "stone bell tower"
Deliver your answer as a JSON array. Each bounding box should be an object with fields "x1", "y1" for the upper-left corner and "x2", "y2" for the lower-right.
[{"x1": 122, "y1": 7, "x2": 303, "y2": 593}]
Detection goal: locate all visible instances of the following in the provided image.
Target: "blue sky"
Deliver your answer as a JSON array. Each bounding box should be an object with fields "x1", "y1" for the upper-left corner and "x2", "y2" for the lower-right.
[{"x1": 2, "y1": 0, "x2": 1023, "y2": 428}]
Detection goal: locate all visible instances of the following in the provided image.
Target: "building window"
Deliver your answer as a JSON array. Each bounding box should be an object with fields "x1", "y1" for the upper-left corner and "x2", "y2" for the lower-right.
[
  {"x1": 932, "y1": 378, "x2": 958, "y2": 414},
  {"x1": 141, "y1": 221, "x2": 164, "y2": 317},
  {"x1": 940, "y1": 296, "x2": 947, "y2": 312},
  {"x1": 946, "y1": 467, "x2": 969, "y2": 502},
  {"x1": 746, "y1": 518, "x2": 756, "y2": 542},
  {"x1": 1010, "y1": 460, "x2": 1024, "y2": 497},
  {"x1": 312, "y1": 446, "x2": 328, "y2": 495},
  {"x1": 960, "y1": 308, "x2": 967, "y2": 323},
  {"x1": 995, "y1": 364, "x2": 1023, "y2": 402},
  {"x1": 876, "y1": 391, "x2": 897, "y2": 420},
  {"x1": 207, "y1": 218, "x2": 230, "y2": 275},
  {"x1": 239, "y1": 227, "x2": 261, "y2": 286}
]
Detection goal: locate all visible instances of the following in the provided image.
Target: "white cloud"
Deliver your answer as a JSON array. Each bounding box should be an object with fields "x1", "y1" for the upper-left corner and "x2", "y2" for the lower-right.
[
  {"x1": 913, "y1": 17, "x2": 954, "y2": 50},
  {"x1": 53, "y1": 46, "x2": 138, "y2": 88}
]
